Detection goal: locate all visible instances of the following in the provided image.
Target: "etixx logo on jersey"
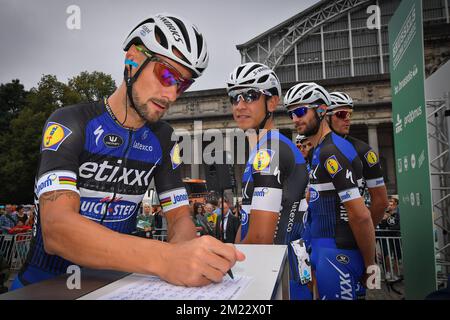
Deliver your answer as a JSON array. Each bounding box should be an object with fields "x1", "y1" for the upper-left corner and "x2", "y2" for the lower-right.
[
  {"x1": 103, "y1": 134, "x2": 123, "y2": 148},
  {"x1": 325, "y1": 155, "x2": 342, "y2": 178},
  {"x1": 252, "y1": 149, "x2": 274, "y2": 173},
  {"x1": 42, "y1": 122, "x2": 73, "y2": 151},
  {"x1": 365, "y1": 150, "x2": 379, "y2": 167}
]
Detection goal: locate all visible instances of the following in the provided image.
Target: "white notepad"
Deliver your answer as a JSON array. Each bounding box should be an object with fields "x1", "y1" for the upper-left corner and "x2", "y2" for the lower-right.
[{"x1": 79, "y1": 274, "x2": 253, "y2": 300}]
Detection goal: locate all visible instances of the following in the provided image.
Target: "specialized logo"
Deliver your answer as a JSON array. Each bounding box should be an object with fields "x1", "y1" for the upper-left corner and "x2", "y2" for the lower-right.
[
  {"x1": 346, "y1": 169, "x2": 355, "y2": 184},
  {"x1": 170, "y1": 143, "x2": 182, "y2": 169},
  {"x1": 42, "y1": 122, "x2": 72, "y2": 151},
  {"x1": 94, "y1": 125, "x2": 104, "y2": 146},
  {"x1": 336, "y1": 254, "x2": 350, "y2": 265},
  {"x1": 103, "y1": 134, "x2": 123, "y2": 148},
  {"x1": 325, "y1": 155, "x2": 342, "y2": 178},
  {"x1": 365, "y1": 150, "x2": 379, "y2": 167},
  {"x1": 252, "y1": 149, "x2": 273, "y2": 172}
]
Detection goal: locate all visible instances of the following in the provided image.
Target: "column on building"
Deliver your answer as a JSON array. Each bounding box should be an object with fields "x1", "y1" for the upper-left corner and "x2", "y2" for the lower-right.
[{"x1": 368, "y1": 124, "x2": 379, "y2": 155}]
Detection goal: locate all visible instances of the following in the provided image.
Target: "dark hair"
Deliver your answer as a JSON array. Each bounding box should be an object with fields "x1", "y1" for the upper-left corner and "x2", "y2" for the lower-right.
[
  {"x1": 206, "y1": 199, "x2": 218, "y2": 207},
  {"x1": 193, "y1": 202, "x2": 204, "y2": 214}
]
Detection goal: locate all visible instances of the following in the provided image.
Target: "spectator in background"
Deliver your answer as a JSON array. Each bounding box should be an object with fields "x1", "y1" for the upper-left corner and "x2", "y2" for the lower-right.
[
  {"x1": 192, "y1": 202, "x2": 213, "y2": 236},
  {"x1": 26, "y1": 209, "x2": 35, "y2": 228},
  {"x1": 219, "y1": 198, "x2": 240, "y2": 243},
  {"x1": 205, "y1": 200, "x2": 219, "y2": 235},
  {"x1": 0, "y1": 206, "x2": 18, "y2": 233},
  {"x1": 16, "y1": 206, "x2": 28, "y2": 227},
  {"x1": 136, "y1": 203, "x2": 154, "y2": 238}
]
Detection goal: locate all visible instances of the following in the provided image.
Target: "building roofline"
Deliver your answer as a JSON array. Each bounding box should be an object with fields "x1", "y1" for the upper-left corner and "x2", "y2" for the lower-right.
[{"x1": 236, "y1": 0, "x2": 328, "y2": 50}]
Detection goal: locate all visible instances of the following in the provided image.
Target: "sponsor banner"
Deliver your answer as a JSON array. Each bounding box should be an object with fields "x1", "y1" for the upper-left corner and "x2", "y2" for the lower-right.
[{"x1": 36, "y1": 170, "x2": 78, "y2": 198}]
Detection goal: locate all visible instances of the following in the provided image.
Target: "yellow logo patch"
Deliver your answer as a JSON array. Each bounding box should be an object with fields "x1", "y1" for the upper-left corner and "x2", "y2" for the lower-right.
[
  {"x1": 253, "y1": 149, "x2": 271, "y2": 171},
  {"x1": 171, "y1": 143, "x2": 182, "y2": 169},
  {"x1": 325, "y1": 155, "x2": 342, "y2": 177},
  {"x1": 42, "y1": 122, "x2": 72, "y2": 151},
  {"x1": 365, "y1": 150, "x2": 379, "y2": 167}
]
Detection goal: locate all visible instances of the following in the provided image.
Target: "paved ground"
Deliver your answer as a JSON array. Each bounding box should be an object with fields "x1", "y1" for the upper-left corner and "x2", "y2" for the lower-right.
[{"x1": 366, "y1": 280, "x2": 405, "y2": 300}]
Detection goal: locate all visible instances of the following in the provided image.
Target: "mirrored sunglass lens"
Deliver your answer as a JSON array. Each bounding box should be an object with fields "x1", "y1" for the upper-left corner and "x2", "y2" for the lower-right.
[
  {"x1": 244, "y1": 90, "x2": 261, "y2": 102},
  {"x1": 159, "y1": 67, "x2": 179, "y2": 86},
  {"x1": 289, "y1": 107, "x2": 308, "y2": 119},
  {"x1": 336, "y1": 111, "x2": 351, "y2": 119}
]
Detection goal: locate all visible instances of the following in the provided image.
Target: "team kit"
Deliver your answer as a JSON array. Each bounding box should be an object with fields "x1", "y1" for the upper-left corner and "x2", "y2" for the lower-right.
[{"x1": 12, "y1": 13, "x2": 386, "y2": 300}]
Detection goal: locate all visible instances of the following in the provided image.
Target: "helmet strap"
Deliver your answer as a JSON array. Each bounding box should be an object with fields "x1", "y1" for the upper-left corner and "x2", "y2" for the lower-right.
[
  {"x1": 123, "y1": 57, "x2": 152, "y2": 122},
  {"x1": 257, "y1": 97, "x2": 272, "y2": 132}
]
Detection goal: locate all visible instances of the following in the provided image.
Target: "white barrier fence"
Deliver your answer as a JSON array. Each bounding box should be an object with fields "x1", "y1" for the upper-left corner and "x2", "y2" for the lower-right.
[{"x1": 0, "y1": 231, "x2": 33, "y2": 271}]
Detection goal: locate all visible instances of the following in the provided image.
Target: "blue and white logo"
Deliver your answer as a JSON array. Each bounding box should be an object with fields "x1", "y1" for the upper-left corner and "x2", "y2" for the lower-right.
[
  {"x1": 309, "y1": 187, "x2": 319, "y2": 202},
  {"x1": 253, "y1": 187, "x2": 269, "y2": 197},
  {"x1": 240, "y1": 209, "x2": 248, "y2": 225}
]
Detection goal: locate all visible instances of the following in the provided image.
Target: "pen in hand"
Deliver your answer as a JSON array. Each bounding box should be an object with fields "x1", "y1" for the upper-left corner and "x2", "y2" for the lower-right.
[{"x1": 227, "y1": 269, "x2": 234, "y2": 279}]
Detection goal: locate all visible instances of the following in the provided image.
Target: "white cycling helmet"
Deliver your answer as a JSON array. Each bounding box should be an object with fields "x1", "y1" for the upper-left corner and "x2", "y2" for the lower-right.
[
  {"x1": 284, "y1": 82, "x2": 331, "y2": 108},
  {"x1": 123, "y1": 13, "x2": 209, "y2": 78},
  {"x1": 226, "y1": 63, "x2": 281, "y2": 97},
  {"x1": 329, "y1": 92, "x2": 353, "y2": 111}
]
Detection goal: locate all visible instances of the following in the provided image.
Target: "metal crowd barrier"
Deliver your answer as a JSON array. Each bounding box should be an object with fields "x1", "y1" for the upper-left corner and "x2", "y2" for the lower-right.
[
  {"x1": 0, "y1": 231, "x2": 33, "y2": 271},
  {"x1": 375, "y1": 230, "x2": 403, "y2": 285},
  {"x1": 152, "y1": 228, "x2": 168, "y2": 242}
]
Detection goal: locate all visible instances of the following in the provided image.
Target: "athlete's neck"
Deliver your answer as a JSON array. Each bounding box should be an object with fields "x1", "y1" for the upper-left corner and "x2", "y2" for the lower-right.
[
  {"x1": 247, "y1": 120, "x2": 274, "y2": 149},
  {"x1": 107, "y1": 84, "x2": 146, "y2": 130},
  {"x1": 310, "y1": 121, "x2": 332, "y2": 148}
]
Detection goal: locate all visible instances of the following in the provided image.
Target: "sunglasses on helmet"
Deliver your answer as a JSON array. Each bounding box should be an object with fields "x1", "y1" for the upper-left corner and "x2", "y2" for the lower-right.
[
  {"x1": 137, "y1": 46, "x2": 194, "y2": 94},
  {"x1": 329, "y1": 109, "x2": 353, "y2": 120},
  {"x1": 228, "y1": 89, "x2": 272, "y2": 106}
]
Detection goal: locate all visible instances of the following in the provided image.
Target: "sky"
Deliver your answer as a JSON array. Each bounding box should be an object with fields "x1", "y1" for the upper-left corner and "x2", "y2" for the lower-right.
[{"x1": 0, "y1": 0, "x2": 318, "y2": 91}]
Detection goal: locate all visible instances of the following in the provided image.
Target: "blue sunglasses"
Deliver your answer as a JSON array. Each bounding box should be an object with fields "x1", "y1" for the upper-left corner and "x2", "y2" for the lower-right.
[{"x1": 287, "y1": 105, "x2": 322, "y2": 119}]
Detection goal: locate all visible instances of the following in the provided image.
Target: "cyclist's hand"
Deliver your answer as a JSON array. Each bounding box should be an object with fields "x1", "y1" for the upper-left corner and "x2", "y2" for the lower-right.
[{"x1": 159, "y1": 236, "x2": 245, "y2": 287}]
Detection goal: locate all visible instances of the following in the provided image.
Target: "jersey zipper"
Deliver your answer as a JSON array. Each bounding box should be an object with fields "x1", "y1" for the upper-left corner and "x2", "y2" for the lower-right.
[{"x1": 100, "y1": 129, "x2": 134, "y2": 225}]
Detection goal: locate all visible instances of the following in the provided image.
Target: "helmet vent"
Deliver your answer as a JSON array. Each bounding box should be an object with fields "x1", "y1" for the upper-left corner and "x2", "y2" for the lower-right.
[{"x1": 155, "y1": 25, "x2": 168, "y2": 49}]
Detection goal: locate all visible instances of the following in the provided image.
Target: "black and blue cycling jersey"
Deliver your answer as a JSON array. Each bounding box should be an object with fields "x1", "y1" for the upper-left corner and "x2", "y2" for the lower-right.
[
  {"x1": 308, "y1": 131, "x2": 366, "y2": 300},
  {"x1": 238, "y1": 130, "x2": 309, "y2": 299},
  {"x1": 13, "y1": 99, "x2": 188, "y2": 288}
]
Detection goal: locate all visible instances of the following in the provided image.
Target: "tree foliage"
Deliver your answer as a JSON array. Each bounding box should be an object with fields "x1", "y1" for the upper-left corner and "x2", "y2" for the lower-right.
[{"x1": 0, "y1": 72, "x2": 116, "y2": 204}]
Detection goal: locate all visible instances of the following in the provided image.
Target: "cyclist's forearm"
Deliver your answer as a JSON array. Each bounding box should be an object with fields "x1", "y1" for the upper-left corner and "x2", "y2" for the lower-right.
[
  {"x1": 368, "y1": 187, "x2": 389, "y2": 227},
  {"x1": 369, "y1": 199, "x2": 387, "y2": 227},
  {"x1": 41, "y1": 209, "x2": 167, "y2": 275},
  {"x1": 166, "y1": 206, "x2": 197, "y2": 243},
  {"x1": 348, "y1": 211, "x2": 376, "y2": 268}
]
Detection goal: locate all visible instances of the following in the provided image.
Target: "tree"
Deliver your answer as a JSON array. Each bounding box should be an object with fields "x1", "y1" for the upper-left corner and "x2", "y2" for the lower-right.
[
  {"x1": 0, "y1": 72, "x2": 116, "y2": 203},
  {"x1": 0, "y1": 79, "x2": 28, "y2": 132},
  {"x1": 68, "y1": 71, "x2": 116, "y2": 102}
]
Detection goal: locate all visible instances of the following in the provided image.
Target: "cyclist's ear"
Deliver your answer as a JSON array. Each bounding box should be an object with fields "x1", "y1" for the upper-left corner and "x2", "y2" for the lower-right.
[{"x1": 267, "y1": 95, "x2": 280, "y2": 112}]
